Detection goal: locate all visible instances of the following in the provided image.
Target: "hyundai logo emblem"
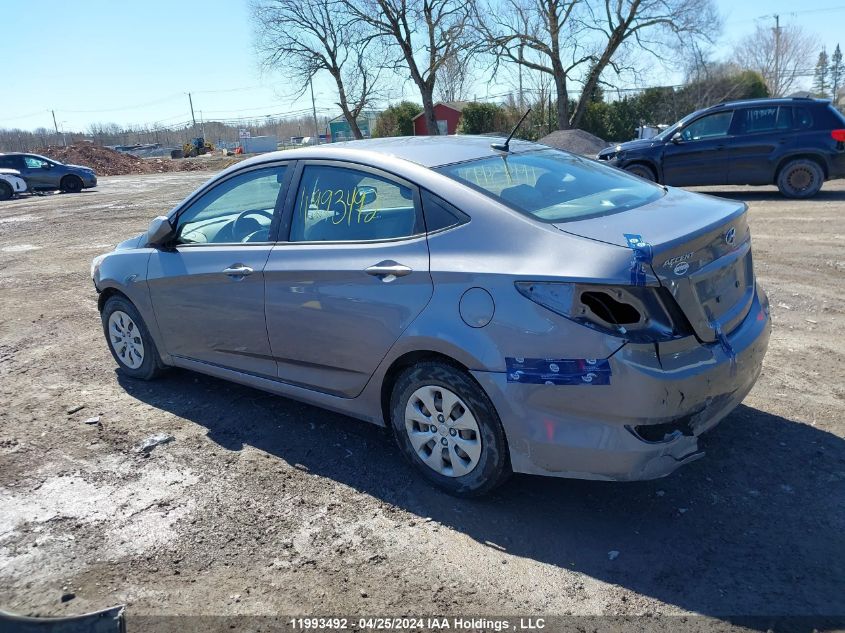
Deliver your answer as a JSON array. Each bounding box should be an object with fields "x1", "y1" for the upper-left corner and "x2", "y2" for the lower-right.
[
  {"x1": 725, "y1": 227, "x2": 736, "y2": 245},
  {"x1": 673, "y1": 261, "x2": 690, "y2": 276}
]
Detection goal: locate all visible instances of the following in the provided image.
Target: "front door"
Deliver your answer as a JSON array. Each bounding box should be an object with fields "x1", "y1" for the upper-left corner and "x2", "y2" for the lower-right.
[
  {"x1": 147, "y1": 163, "x2": 291, "y2": 377},
  {"x1": 661, "y1": 110, "x2": 734, "y2": 186},
  {"x1": 264, "y1": 162, "x2": 433, "y2": 398},
  {"x1": 21, "y1": 155, "x2": 57, "y2": 189}
]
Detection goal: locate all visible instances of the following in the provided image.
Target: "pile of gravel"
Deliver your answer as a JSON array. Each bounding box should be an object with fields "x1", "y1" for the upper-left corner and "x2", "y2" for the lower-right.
[{"x1": 538, "y1": 129, "x2": 611, "y2": 157}]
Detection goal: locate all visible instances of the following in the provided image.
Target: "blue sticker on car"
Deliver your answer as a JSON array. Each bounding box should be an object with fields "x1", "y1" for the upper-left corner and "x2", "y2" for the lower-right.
[
  {"x1": 623, "y1": 233, "x2": 653, "y2": 287},
  {"x1": 505, "y1": 357, "x2": 611, "y2": 385}
]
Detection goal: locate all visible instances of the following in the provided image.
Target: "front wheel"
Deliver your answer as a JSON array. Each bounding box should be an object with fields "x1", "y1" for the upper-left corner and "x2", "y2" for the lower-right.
[
  {"x1": 0, "y1": 181, "x2": 12, "y2": 201},
  {"x1": 101, "y1": 295, "x2": 166, "y2": 380},
  {"x1": 389, "y1": 362, "x2": 510, "y2": 497},
  {"x1": 624, "y1": 163, "x2": 657, "y2": 182},
  {"x1": 777, "y1": 159, "x2": 823, "y2": 198},
  {"x1": 61, "y1": 175, "x2": 83, "y2": 193}
]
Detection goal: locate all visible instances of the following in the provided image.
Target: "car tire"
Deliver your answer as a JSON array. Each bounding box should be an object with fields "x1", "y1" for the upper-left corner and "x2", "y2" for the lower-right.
[
  {"x1": 777, "y1": 159, "x2": 824, "y2": 198},
  {"x1": 60, "y1": 175, "x2": 83, "y2": 194},
  {"x1": 101, "y1": 295, "x2": 166, "y2": 380},
  {"x1": 389, "y1": 361, "x2": 511, "y2": 497},
  {"x1": 624, "y1": 163, "x2": 657, "y2": 182},
  {"x1": 0, "y1": 181, "x2": 12, "y2": 201}
]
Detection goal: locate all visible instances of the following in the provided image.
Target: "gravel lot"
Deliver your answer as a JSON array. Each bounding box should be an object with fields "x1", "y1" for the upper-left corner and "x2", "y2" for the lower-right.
[{"x1": 0, "y1": 173, "x2": 843, "y2": 628}]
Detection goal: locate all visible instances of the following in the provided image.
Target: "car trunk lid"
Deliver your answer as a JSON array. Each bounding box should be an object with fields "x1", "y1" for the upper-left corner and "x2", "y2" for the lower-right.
[{"x1": 554, "y1": 187, "x2": 755, "y2": 342}]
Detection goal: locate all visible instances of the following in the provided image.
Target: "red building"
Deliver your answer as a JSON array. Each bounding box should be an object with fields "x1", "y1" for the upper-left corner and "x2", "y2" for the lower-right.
[{"x1": 412, "y1": 101, "x2": 469, "y2": 135}]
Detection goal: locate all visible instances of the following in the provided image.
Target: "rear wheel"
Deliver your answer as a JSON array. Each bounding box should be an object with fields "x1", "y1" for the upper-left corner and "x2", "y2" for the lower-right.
[
  {"x1": 0, "y1": 181, "x2": 12, "y2": 201},
  {"x1": 625, "y1": 163, "x2": 657, "y2": 182},
  {"x1": 777, "y1": 159, "x2": 823, "y2": 198},
  {"x1": 60, "y1": 175, "x2": 83, "y2": 193},
  {"x1": 101, "y1": 295, "x2": 166, "y2": 380},
  {"x1": 389, "y1": 362, "x2": 510, "y2": 497}
]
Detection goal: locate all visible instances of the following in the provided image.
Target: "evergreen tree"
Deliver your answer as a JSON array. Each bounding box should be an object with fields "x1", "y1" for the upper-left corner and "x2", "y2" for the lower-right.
[
  {"x1": 831, "y1": 45, "x2": 844, "y2": 105},
  {"x1": 813, "y1": 48, "x2": 830, "y2": 98}
]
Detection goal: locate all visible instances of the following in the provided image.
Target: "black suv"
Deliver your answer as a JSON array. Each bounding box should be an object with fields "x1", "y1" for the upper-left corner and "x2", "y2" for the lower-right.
[
  {"x1": 597, "y1": 98, "x2": 845, "y2": 198},
  {"x1": 0, "y1": 153, "x2": 97, "y2": 193}
]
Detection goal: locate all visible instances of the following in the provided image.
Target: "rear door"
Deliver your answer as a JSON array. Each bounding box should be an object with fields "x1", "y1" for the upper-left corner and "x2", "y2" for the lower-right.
[
  {"x1": 727, "y1": 105, "x2": 792, "y2": 184},
  {"x1": 661, "y1": 111, "x2": 734, "y2": 186},
  {"x1": 147, "y1": 163, "x2": 292, "y2": 377},
  {"x1": 264, "y1": 161, "x2": 432, "y2": 397}
]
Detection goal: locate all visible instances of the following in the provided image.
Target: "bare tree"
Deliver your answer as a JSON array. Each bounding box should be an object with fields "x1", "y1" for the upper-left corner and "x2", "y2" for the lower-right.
[
  {"x1": 734, "y1": 23, "x2": 814, "y2": 97},
  {"x1": 475, "y1": 0, "x2": 720, "y2": 130},
  {"x1": 436, "y1": 49, "x2": 471, "y2": 103},
  {"x1": 252, "y1": 0, "x2": 379, "y2": 139},
  {"x1": 474, "y1": 0, "x2": 588, "y2": 130},
  {"x1": 344, "y1": 0, "x2": 474, "y2": 135},
  {"x1": 570, "y1": 0, "x2": 720, "y2": 128}
]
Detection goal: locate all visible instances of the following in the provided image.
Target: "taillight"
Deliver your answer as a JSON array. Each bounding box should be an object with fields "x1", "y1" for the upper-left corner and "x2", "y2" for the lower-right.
[
  {"x1": 831, "y1": 129, "x2": 845, "y2": 142},
  {"x1": 515, "y1": 281, "x2": 694, "y2": 343}
]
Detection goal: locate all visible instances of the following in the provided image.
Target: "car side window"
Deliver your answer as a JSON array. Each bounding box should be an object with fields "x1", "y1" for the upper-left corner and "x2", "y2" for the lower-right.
[
  {"x1": 0, "y1": 156, "x2": 17, "y2": 169},
  {"x1": 23, "y1": 156, "x2": 48, "y2": 169},
  {"x1": 737, "y1": 107, "x2": 779, "y2": 134},
  {"x1": 681, "y1": 112, "x2": 733, "y2": 141},
  {"x1": 793, "y1": 107, "x2": 813, "y2": 130},
  {"x1": 175, "y1": 166, "x2": 286, "y2": 245},
  {"x1": 421, "y1": 190, "x2": 470, "y2": 233},
  {"x1": 290, "y1": 165, "x2": 422, "y2": 242}
]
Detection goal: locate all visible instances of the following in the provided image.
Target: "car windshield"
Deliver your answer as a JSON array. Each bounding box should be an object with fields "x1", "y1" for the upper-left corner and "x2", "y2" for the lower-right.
[
  {"x1": 436, "y1": 149, "x2": 664, "y2": 223},
  {"x1": 653, "y1": 109, "x2": 703, "y2": 141}
]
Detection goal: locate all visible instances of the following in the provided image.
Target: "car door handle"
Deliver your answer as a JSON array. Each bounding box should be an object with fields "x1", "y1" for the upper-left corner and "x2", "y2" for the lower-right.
[
  {"x1": 222, "y1": 264, "x2": 253, "y2": 278},
  {"x1": 365, "y1": 261, "x2": 412, "y2": 281}
]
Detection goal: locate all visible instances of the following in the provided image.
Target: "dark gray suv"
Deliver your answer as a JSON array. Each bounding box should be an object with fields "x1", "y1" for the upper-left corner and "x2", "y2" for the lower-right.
[
  {"x1": 597, "y1": 98, "x2": 845, "y2": 198},
  {"x1": 0, "y1": 153, "x2": 97, "y2": 193}
]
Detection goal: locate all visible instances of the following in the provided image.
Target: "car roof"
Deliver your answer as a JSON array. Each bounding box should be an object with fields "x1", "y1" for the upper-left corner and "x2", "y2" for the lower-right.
[
  {"x1": 707, "y1": 97, "x2": 829, "y2": 110},
  {"x1": 238, "y1": 135, "x2": 545, "y2": 170}
]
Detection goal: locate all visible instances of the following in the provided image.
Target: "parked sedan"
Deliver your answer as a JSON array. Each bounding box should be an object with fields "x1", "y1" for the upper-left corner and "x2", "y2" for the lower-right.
[
  {"x1": 92, "y1": 136, "x2": 770, "y2": 496},
  {"x1": 597, "y1": 97, "x2": 845, "y2": 198},
  {"x1": 0, "y1": 153, "x2": 97, "y2": 193}
]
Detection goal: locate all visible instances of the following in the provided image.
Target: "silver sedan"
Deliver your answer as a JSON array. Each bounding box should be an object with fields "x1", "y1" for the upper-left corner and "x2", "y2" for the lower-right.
[{"x1": 92, "y1": 136, "x2": 770, "y2": 496}]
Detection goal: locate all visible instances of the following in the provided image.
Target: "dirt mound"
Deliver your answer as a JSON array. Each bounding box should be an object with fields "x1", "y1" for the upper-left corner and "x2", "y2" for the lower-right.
[
  {"x1": 33, "y1": 145, "x2": 246, "y2": 176},
  {"x1": 538, "y1": 129, "x2": 610, "y2": 156},
  {"x1": 35, "y1": 144, "x2": 156, "y2": 176}
]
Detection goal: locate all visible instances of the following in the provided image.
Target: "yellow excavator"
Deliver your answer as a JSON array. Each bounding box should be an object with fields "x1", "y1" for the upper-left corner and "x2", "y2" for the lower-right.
[{"x1": 182, "y1": 137, "x2": 214, "y2": 158}]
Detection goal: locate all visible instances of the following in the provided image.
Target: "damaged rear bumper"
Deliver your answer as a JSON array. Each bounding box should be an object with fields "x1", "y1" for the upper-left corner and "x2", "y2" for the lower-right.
[{"x1": 472, "y1": 286, "x2": 771, "y2": 481}]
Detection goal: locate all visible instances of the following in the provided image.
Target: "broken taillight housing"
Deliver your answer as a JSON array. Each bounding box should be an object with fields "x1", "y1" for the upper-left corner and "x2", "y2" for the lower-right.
[{"x1": 515, "y1": 281, "x2": 694, "y2": 343}]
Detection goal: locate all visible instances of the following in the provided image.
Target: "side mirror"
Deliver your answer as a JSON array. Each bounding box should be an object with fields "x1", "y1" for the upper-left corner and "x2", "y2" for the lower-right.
[
  {"x1": 42, "y1": 163, "x2": 52, "y2": 169},
  {"x1": 358, "y1": 185, "x2": 378, "y2": 206},
  {"x1": 146, "y1": 215, "x2": 174, "y2": 247},
  {"x1": 671, "y1": 132, "x2": 683, "y2": 144}
]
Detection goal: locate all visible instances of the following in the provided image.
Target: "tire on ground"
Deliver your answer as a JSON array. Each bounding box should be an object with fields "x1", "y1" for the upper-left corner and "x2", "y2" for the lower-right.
[
  {"x1": 0, "y1": 181, "x2": 12, "y2": 201},
  {"x1": 777, "y1": 158, "x2": 824, "y2": 199},
  {"x1": 389, "y1": 361, "x2": 511, "y2": 497},
  {"x1": 100, "y1": 294, "x2": 167, "y2": 381},
  {"x1": 61, "y1": 175, "x2": 83, "y2": 194}
]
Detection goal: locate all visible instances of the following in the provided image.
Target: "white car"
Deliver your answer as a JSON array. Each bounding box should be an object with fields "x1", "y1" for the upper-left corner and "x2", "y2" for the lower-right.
[{"x1": 0, "y1": 168, "x2": 27, "y2": 200}]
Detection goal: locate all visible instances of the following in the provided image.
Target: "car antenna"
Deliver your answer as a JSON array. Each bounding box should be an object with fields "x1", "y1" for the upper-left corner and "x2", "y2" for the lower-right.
[{"x1": 491, "y1": 108, "x2": 531, "y2": 152}]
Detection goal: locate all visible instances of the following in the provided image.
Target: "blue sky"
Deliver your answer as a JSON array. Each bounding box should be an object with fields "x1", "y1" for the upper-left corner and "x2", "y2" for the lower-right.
[{"x1": 2, "y1": 0, "x2": 844, "y2": 132}]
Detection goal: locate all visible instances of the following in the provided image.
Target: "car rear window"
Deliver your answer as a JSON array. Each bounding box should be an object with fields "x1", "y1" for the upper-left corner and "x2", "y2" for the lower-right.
[{"x1": 436, "y1": 149, "x2": 664, "y2": 223}]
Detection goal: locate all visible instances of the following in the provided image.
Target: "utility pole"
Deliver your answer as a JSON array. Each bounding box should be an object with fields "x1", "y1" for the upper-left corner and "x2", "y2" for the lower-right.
[
  {"x1": 187, "y1": 93, "x2": 197, "y2": 133},
  {"x1": 773, "y1": 14, "x2": 781, "y2": 97},
  {"x1": 310, "y1": 76, "x2": 320, "y2": 144},
  {"x1": 51, "y1": 110, "x2": 66, "y2": 147}
]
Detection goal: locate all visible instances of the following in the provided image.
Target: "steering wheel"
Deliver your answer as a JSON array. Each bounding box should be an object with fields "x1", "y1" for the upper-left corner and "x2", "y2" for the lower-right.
[{"x1": 232, "y1": 209, "x2": 274, "y2": 242}]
